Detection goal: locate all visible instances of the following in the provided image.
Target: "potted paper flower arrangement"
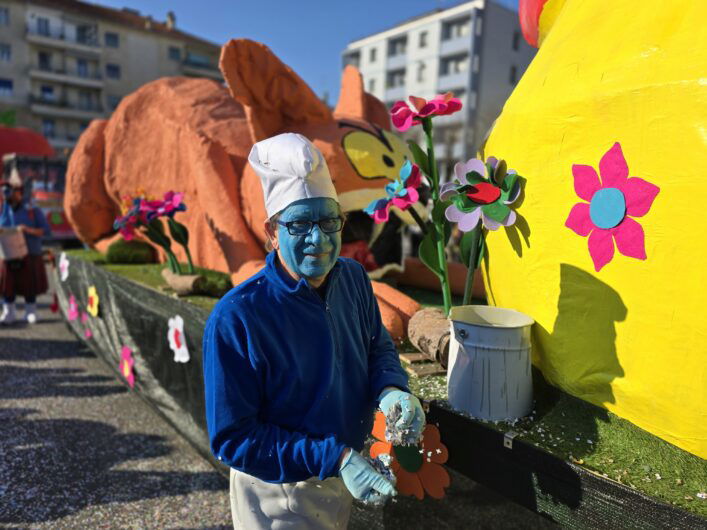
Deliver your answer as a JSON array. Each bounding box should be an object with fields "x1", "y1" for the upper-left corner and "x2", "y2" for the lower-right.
[
  {"x1": 113, "y1": 191, "x2": 202, "y2": 295},
  {"x1": 366, "y1": 93, "x2": 535, "y2": 421}
]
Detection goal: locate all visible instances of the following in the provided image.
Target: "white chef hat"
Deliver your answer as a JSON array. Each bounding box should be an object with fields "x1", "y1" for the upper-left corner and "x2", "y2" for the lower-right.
[{"x1": 248, "y1": 133, "x2": 338, "y2": 218}]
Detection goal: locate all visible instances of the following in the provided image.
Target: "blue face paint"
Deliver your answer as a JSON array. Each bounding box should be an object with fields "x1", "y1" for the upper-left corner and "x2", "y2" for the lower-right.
[{"x1": 276, "y1": 198, "x2": 342, "y2": 285}]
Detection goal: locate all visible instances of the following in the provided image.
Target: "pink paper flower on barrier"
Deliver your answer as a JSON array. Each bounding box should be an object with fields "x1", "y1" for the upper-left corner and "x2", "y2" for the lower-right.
[
  {"x1": 67, "y1": 294, "x2": 79, "y2": 321},
  {"x1": 120, "y1": 346, "x2": 135, "y2": 388},
  {"x1": 390, "y1": 93, "x2": 463, "y2": 132},
  {"x1": 565, "y1": 142, "x2": 660, "y2": 271}
]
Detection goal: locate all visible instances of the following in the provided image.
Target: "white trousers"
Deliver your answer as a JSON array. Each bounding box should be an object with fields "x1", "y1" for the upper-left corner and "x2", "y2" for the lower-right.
[{"x1": 230, "y1": 468, "x2": 353, "y2": 529}]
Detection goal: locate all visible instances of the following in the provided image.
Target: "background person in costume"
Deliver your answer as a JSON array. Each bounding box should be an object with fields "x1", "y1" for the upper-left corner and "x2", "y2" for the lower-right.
[
  {"x1": 0, "y1": 180, "x2": 51, "y2": 324},
  {"x1": 203, "y1": 133, "x2": 425, "y2": 528}
]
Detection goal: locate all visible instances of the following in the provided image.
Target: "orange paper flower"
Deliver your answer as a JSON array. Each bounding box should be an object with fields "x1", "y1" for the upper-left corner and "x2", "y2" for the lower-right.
[{"x1": 370, "y1": 411, "x2": 450, "y2": 500}]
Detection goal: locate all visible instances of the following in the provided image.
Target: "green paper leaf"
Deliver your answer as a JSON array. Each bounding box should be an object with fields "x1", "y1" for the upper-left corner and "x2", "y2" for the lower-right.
[
  {"x1": 482, "y1": 201, "x2": 511, "y2": 223},
  {"x1": 464, "y1": 171, "x2": 485, "y2": 185},
  {"x1": 168, "y1": 218, "x2": 189, "y2": 246},
  {"x1": 419, "y1": 230, "x2": 443, "y2": 279},
  {"x1": 407, "y1": 141, "x2": 430, "y2": 177},
  {"x1": 450, "y1": 194, "x2": 479, "y2": 213},
  {"x1": 145, "y1": 220, "x2": 171, "y2": 250},
  {"x1": 494, "y1": 160, "x2": 507, "y2": 186},
  {"x1": 431, "y1": 199, "x2": 450, "y2": 225},
  {"x1": 476, "y1": 233, "x2": 486, "y2": 269},
  {"x1": 502, "y1": 171, "x2": 519, "y2": 194},
  {"x1": 460, "y1": 227, "x2": 481, "y2": 268}
]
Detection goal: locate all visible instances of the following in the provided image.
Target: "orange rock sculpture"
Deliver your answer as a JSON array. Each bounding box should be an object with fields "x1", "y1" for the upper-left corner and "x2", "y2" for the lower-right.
[{"x1": 64, "y1": 39, "x2": 428, "y2": 339}]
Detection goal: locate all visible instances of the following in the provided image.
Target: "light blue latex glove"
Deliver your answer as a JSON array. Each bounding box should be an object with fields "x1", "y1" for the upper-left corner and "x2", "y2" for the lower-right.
[
  {"x1": 339, "y1": 449, "x2": 397, "y2": 505},
  {"x1": 378, "y1": 387, "x2": 426, "y2": 442}
]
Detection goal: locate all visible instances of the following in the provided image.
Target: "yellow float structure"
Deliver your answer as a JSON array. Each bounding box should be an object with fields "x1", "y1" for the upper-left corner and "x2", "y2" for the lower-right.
[{"x1": 482, "y1": 0, "x2": 706, "y2": 458}]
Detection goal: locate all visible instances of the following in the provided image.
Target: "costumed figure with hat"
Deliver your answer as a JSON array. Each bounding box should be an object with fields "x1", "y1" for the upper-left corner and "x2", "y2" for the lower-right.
[
  {"x1": 203, "y1": 133, "x2": 425, "y2": 528},
  {"x1": 0, "y1": 176, "x2": 51, "y2": 324}
]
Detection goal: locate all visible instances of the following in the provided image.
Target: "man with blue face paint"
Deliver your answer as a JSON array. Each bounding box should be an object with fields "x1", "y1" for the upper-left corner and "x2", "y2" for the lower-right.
[{"x1": 203, "y1": 133, "x2": 425, "y2": 529}]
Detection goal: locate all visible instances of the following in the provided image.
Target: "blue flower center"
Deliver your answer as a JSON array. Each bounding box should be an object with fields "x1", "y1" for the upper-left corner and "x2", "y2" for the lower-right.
[{"x1": 590, "y1": 188, "x2": 626, "y2": 229}]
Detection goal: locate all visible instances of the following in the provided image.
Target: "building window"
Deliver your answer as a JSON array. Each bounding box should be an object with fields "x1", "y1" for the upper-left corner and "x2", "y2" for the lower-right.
[
  {"x1": 512, "y1": 31, "x2": 521, "y2": 51},
  {"x1": 472, "y1": 54, "x2": 480, "y2": 73},
  {"x1": 106, "y1": 63, "x2": 121, "y2": 79},
  {"x1": 419, "y1": 31, "x2": 428, "y2": 48},
  {"x1": 0, "y1": 7, "x2": 9, "y2": 26},
  {"x1": 77, "y1": 25, "x2": 97, "y2": 46},
  {"x1": 368, "y1": 78, "x2": 375, "y2": 92},
  {"x1": 37, "y1": 17, "x2": 50, "y2": 36},
  {"x1": 475, "y1": 17, "x2": 483, "y2": 36},
  {"x1": 386, "y1": 69, "x2": 405, "y2": 89},
  {"x1": 0, "y1": 78, "x2": 12, "y2": 97},
  {"x1": 369, "y1": 47, "x2": 377, "y2": 63},
  {"x1": 78, "y1": 90, "x2": 92, "y2": 110},
  {"x1": 343, "y1": 51, "x2": 360, "y2": 68},
  {"x1": 105, "y1": 32, "x2": 120, "y2": 48},
  {"x1": 443, "y1": 17, "x2": 470, "y2": 40},
  {"x1": 42, "y1": 118, "x2": 55, "y2": 138},
  {"x1": 38, "y1": 51, "x2": 51, "y2": 71},
  {"x1": 40, "y1": 85, "x2": 55, "y2": 101},
  {"x1": 79, "y1": 121, "x2": 89, "y2": 132},
  {"x1": 387, "y1": 36, "x2": 407, "y2": 57},
  {"x1": 107, "y1": 94, "x2": 122, "y2": 110},
  {"x1": 440, "y1": 54, "x2": 469, "y2": 76},
  {"x1": 0, "y1": 43, "x2": 9, "y2": 62},
  {"x1": 509, "y1": 65, "x2": 517, "y2": 85},
  {"x1": 416, "y1": 62, "x2": 426, "y2": 83},
  {"x1": 76, "y1": 58, "x2": 88, "y2": 78},
  {"x1": 168, "y1": 46, "x2": 181, "y2": 61}
]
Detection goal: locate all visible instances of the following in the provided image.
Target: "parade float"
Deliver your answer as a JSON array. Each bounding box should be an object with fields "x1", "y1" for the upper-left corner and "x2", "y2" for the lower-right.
[{"x1": 56, "y1": 0, "x2": 706, "y2": 523}]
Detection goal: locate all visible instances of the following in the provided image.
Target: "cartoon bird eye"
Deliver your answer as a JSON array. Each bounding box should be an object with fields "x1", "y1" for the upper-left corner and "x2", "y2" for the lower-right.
[{"x1": 342, "y1": 129, "x2": 412, "y2": 181}]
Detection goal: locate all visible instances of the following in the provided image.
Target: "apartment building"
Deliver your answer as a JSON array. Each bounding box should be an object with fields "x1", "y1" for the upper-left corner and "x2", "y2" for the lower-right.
[
  {"x1": 0, "y1": 0, "x2": 222, "y2": 153},
  {"x1": 342, "y1": 0, "x2": 535, "y2": 180}
]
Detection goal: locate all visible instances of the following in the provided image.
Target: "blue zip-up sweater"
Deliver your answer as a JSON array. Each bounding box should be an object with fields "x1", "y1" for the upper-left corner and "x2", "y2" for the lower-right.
[{"x1": 203, "y1": 251, "x2": 409, "y2": 483}]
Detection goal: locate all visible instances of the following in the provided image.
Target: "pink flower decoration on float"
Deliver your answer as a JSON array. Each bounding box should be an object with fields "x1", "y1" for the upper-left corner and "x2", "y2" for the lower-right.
[
  {"x1": 67, "y1": 294, "x2": 79, "y2": 321},
  {"x1": 565, "y1": 142, "x2": 660, "y2": 271},
  {"x1": 390, "y1": 93, "x2": 463, "y2": 132},
  {"x1": 364, "y1": 161, "x2": 423, "y2": 223},
  {"x1": 119, "y1": 346, "x2": 135, "y2": 388}
]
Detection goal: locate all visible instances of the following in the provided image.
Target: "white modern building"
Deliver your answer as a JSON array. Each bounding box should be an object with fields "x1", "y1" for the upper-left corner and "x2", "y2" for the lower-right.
[{"x1": 342, "y1": 0, "x2": 535, "y2": 180}]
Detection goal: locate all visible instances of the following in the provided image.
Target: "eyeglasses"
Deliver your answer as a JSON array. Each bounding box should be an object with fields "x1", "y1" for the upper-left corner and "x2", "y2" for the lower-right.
[{"x1": 277, "y1": 217, "x2": 344, "y2": 236}]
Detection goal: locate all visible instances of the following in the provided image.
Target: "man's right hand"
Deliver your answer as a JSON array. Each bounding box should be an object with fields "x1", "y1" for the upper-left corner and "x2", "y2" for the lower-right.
[{"x1": 339, "y1": 449, "x2": 396, "y2": 505}]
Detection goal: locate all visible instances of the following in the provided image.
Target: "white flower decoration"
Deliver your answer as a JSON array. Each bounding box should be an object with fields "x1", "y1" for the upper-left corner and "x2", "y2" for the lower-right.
[
  {"x1": 168, "y1": 315, "x2": 189, "y2": 363},
  {"x1": 59, "y1": 252, "x2": 70, "y2": 281}
]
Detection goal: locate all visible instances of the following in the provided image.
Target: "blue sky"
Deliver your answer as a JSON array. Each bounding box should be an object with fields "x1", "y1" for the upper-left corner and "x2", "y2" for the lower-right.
[{"x1": 93, "y1": 0, "x2": 518, "y2": 103}]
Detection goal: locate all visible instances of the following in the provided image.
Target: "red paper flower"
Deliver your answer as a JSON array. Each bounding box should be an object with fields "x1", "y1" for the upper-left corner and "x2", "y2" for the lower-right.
[
  {"x1": 390, "y1": 93, "x2": 463, "y2": 132},
  {"x1": 370, "y1": 411, "x2": 450, "y2": 500},
  {"x1": 565, "y1": 142, "x2": 660, "y2": 271},
  {"x1": 119, "y1": 346, "x2": 135, "y2": 388}
]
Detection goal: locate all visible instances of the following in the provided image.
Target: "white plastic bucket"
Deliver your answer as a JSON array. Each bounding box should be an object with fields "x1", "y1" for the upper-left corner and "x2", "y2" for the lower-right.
[{"x1": 447, "y1": 305, "x2": 534, "y2": 421}]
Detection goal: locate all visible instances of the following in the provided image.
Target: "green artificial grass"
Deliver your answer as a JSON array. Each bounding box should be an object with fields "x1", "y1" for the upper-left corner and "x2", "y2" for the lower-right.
[
  {"x1": 408, "y1": 371, "x2": 707, "y2": 517},
  {"x1": 65, "y1": 249, "x2": 226, "y2": 312},
  {"x1": 65, "y1": 249, "x2": 706, "y2": 516}
]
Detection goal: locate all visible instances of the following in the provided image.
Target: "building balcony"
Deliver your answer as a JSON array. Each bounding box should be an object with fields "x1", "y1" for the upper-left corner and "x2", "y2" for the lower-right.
[
  {"x1": 440, "y1": 36, "x2": 472, "y2": 57},
  {"x1": 28, "y1": 67, "x2": 104, "y2": 89},
  {"x1": 386, "y1": 53, "x2": 407, "y2": 71},
  {"x1": 180, "y1": 59, "x2": 223, "y2": 81},
  {"x1": 433, "y1": 141, "x2": 464, "y2": 160},
  {"x1": 25, "y1": 27, "x2": 101, "y2": 56},
  {"x1": 384, "y1": 85, "x2": 407, "y2": 102},
  {"x1": 29, "y1": 95, "x2": 105, "y2": 120},
  {"x1": 47, "y1": 136, "x2": 77, "y2": 150},
  {"x1": 438, "y1": 71, "x2": 470, "y2": 92}
]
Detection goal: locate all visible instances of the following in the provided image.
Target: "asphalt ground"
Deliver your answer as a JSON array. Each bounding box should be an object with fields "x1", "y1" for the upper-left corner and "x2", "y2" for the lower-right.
[{"x1": 0, "y1": 274, "x2": 555, "y2": 529}]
